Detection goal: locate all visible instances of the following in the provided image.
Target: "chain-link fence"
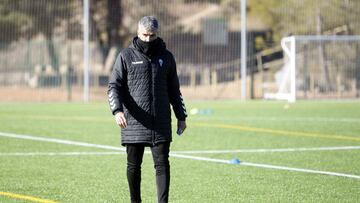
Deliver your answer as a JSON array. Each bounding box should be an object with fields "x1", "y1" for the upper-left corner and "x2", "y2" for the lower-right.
[{"x1": 0, "y1": 0, "x2": 359, "y2": 102}]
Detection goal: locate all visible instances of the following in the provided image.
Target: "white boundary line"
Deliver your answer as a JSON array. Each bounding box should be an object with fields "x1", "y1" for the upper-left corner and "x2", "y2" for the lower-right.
[
  {"x1": 0, "y1": 131, "x2": 126, "y2": 151},
  {"x1": 169, "y1": 154, "x2": 360, "y2": 180},
  {"x1": 192, "y1": 116, "x2": 360, "y2": 123},
  {"x1": 9, "y1": 114, "x2": 360, "y2": 123},
  {"x1": 1, "y1": 131, "x2": 360, "y2": 180},
  {"x1": 2, "y1": 145, "x2": 359, "y2": 156},
  {"x1": 171, "y1": 146, "x2": 360, "y2": 154},
  {"x1": 0, "y1": 151, "x2": 125, "y2": 156}
]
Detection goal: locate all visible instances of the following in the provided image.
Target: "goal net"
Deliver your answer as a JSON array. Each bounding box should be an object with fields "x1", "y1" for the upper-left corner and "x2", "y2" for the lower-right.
[{"x1": 264, "y1": 35, "x2": 360, "y2": 102}]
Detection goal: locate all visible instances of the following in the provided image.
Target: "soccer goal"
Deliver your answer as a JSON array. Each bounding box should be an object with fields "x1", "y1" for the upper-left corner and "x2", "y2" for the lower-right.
[{"x1": 263, "y1": 35, "x2": 360, "y2": 102}]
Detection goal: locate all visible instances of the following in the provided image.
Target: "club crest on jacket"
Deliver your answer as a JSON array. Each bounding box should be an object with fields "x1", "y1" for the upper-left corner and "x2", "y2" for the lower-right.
[{"x1": 159, "y1": 59, "x2": 163, "y2": 67}]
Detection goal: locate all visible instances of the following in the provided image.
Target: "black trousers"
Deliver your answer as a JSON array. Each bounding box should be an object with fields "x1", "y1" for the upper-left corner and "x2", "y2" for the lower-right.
[{"x1": 126, "y1": 142, "x2": 170, "y2": 203}]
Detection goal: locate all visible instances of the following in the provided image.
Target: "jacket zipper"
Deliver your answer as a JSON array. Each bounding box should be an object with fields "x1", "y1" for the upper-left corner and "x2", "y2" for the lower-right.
[
  {"x1": 147, "y1": 56, "x2": 156, "y2": 146},
  {"x1": 139, "y1": 52, "x2": 156, "y2": 146},
  {"x1": 150, "y1": 58, "x2": 155, "y2": 146}
]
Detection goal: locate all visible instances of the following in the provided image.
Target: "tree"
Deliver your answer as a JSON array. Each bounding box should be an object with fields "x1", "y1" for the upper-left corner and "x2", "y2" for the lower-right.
[
  {"x1": 91, "y1": 0, "x2": 180, "y2": 71},
  {"x1": 247, "y1": 0, "x2": 360, "y2": 91},
  {"x1": 0, "y1": 0, "x2": 78, "y2": 72},
  {"x1": 20, "y1": 0, "x2": 73, "y2": 72},
  {"x1": 90, "y1": 0, "x2": 123, "y2": 66},
  {"x1": 0, "y1": 0, "x2": 30, "y2": 46},
  {"x1": 249, "y1": 0, "x2": 360, "y2": 41}
]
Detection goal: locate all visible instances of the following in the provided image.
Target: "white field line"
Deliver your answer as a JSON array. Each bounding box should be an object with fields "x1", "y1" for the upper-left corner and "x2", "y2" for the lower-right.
[
  {"x1": 1, "y1": 131, "x2": 360, "y2": 180},
  {"x1": 0, "y1": 151, "x2": 125, "y2": 156},
  {"x1": 0, "y1": 131, "x2": 126, "y2": 152},
  {"x1": 192, "y1": 116, "x2": 360, "y2": 123},
  {"x1": 2, "y1": 145, "x2": 359, "y2": 157},
  {"x1": 171, "y1": 146, "x2": 360, "y2": 154},
  {"x1": 169, "y1": 154, "x2": 360, "y2": 180}
]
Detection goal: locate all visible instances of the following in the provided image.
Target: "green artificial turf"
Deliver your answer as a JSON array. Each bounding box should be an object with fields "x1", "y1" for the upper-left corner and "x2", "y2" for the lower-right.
[{"x1": 0, "y1": 101, "x2": 359, "y2": 202}]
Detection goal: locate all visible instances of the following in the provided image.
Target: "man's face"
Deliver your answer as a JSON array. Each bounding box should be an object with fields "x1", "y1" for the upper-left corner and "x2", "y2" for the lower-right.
[{"x1": 138, "y1": 26, "x2": 157, "y2": 42}]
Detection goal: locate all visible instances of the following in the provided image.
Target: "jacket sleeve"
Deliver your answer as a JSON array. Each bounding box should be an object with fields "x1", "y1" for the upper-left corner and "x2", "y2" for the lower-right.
[
  {"x1": 167, "y1": 54, "x2": 187, "y2": 121},
  {"x1": 108, "y1": 53, "x2": 127, "y2": 115}
]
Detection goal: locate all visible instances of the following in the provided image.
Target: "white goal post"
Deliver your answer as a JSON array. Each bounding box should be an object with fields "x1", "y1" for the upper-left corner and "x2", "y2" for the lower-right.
[{"x1": 264, "y1": 35, "x2": 360, "y2": 102}]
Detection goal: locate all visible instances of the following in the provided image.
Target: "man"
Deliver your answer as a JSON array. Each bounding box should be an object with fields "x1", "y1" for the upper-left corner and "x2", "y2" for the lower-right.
[{"x1": 108, "y1": 16, "x2": 187, "y2": 203}]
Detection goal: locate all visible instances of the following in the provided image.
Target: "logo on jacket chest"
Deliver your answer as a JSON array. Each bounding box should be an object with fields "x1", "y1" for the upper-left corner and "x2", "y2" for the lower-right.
[
  {"x1": 158, "y1": 59, "x2": 164, "y2": 67},
  {"x1": 131, "y1": 61, "x2": 143, "y2": 65}
]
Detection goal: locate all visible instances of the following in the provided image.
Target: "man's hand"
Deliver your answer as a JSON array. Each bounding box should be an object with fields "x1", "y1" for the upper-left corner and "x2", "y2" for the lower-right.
[
  {"x1": 177, "y1": 120, "x2": 187, "y2": 135},
  {"x1": 115, "y1": 112, "x2": 127, "y2": 128}
]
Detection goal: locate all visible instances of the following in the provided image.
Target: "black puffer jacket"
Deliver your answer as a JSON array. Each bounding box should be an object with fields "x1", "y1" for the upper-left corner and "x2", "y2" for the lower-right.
[{"x1": 108, "y1": 37, "x2": 187, "y2": 146}]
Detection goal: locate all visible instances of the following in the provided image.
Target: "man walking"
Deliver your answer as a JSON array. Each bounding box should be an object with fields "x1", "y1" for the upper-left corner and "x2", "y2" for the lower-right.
[{"x1": 108, "y1": 16, "x2": 187, "y2": 203}]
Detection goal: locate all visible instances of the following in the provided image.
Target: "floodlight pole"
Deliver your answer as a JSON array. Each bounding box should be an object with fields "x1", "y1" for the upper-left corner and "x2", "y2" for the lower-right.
[
  {"x1": 83, "y1": 0, "x2": 90, "y2": 102},
  {"x1": 241, "y1": 0, "x2": 247, "y2": 101}
]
